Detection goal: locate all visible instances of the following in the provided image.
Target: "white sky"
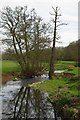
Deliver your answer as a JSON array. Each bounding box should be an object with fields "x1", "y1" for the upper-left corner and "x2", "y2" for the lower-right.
[{"x1": 0, "y1": 0, "x2": 79, "y2": 47}]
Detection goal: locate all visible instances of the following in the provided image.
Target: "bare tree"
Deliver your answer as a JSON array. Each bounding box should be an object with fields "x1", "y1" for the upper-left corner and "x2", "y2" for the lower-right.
[
  {"x1": 30, "y1": 11, "x2": 51, "y2": 72},
  {"x1": 49, "y1": 6, "x2": 67, "y2": 79},
  {"x1": 0, "y1": 6, "x2": 51, "y2": 78}
]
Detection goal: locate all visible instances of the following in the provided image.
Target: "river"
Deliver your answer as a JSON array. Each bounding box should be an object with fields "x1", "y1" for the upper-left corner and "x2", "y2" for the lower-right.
[{"x1": 0, "y1": 71, "x2": 63, "y2": 119}]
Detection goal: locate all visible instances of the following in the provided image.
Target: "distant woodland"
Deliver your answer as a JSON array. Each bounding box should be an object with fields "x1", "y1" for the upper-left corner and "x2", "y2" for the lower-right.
[{"x1": 2, "y1": 40, "x2": 79, "y2": 62}]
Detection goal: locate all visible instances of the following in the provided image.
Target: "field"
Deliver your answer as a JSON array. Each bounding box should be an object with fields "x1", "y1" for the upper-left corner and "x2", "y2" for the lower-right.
[
  {"x1": 0, "y1": 60, "x2": 20, "y2": 84},
  {"x1": 0, "y1": 60, "x2": 79, "y2": 75},
  {"x1": 1, "y1": 60, "x2": 20, "y2": 74}
]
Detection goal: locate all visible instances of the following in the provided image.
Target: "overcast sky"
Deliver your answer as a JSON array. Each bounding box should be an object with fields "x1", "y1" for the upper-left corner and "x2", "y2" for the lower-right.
[{"x1": 0, "y1": 0, "x2": 79, "y2": 47}]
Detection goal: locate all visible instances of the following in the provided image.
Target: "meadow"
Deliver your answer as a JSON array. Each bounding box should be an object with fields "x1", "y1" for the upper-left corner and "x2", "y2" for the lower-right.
[
  {"x1": 1, "y1": 60, "x2": 20, "y2": 74},
  {"x1": 1, "y1": 60, "x2": 79, "y2": 75}
]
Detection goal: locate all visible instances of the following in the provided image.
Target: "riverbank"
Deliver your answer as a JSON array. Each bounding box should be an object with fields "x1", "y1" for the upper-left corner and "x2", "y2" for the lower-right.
[
  {"x1": 32, "y1": 75, "x2": 80, "y2": 119},
  {"x1": 1, "y1": 74, "x2": 15, "y2": 84},
  {"x1": 1, "y1": 65, "x2": 80, "y2": 119},
  {"x1": 1, "y1": 60, "x2": 80, "y2": 119},
  {"x1": 0, "y1": 60, "x2": 20, "y2": 84},
  {"x1": 1, "y1": 60, "x2": 78, "y2": 84}
]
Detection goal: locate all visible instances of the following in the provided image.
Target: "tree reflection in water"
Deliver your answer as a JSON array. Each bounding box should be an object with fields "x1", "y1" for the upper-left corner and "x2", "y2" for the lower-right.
[{"x1": 13, "y1": 86, "x2": 54, "y2": 119}]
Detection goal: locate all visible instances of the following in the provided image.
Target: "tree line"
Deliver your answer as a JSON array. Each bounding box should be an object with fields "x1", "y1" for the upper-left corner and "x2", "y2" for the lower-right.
[{"x1": 2, "y1": 40, "x2": 79, "y2": 62}]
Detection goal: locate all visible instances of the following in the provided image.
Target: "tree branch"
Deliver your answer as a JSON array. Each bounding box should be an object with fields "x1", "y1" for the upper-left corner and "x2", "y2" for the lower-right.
[{"x1": 56, "y1": 23, "x2": 67, "y2": 27}]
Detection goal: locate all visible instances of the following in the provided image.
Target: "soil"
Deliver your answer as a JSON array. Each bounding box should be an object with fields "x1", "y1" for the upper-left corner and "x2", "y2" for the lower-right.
[{"x1": 0, "y1": 74, "x2": 14, "y2": 84}]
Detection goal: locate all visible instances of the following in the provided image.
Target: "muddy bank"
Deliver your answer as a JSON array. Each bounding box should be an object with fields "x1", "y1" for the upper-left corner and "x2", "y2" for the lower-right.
[
  {"x1": 1, "y1": 70, "x2": 64, "y2": 85},
  {"x1": 1, "y1": 74, "x2": 14, "y2": 84}
]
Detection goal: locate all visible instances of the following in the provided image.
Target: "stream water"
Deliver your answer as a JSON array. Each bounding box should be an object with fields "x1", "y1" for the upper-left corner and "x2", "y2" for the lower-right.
[
  {"x1": 0, "y1": 75, "x2": 54, "y2": 119},
  {"x1": 0, "y1": 71, "x2": 63, "y2": 119}
]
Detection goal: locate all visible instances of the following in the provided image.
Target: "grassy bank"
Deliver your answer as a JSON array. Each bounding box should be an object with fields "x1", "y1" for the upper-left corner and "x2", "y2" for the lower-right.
[
  {"x1": 32, "y1": 77, "x2": 80, "y2": 119},
  {"x1": 31, "y1": 61, "x2": 80, "y2": 119},
  {"x1": 32, "y1": 78, "x2": 80, "y2": 98},
  {"x1": 0, "y1": 60, "x2": 20, "y2": 84}
]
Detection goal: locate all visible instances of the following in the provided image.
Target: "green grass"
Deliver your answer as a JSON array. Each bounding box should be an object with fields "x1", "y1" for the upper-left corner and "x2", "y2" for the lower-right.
[
  {"x1": 57, "y1": 60, "x2": 77, "y2": 65},
  {"x1": 32, "y1": 79, "x2": 67, "y2": 92},
  {"x1": 55, "y1": 64, "x2": 67, "y2": 70},
  {"x1": 54, "y1": 60, "x2": 77, "y2": 70},
  {"x1": 70, "y1": 67, "x2": 80, "y2": 76},
  {"x1": 32, "y1": 60, "x2": 80, "y2": 97},
  {"x1": 32, "y1": 60, "x2": 80, "y2": 118},
  {"x1": 39, "y1": 60, "x2": 77, "y2": 70},
  {"x1": 1, "y1": 60, "x2": 79, "y2": 75},
  {"x1": 32, "y1": 78, "x2": 80, "y2": 119},
  {"x1": 0, "y1": 61, "x2": 2, "y2": 74},
  {"x1": 32, "y1": 78, "x2": 80, "y2": 97},
  {"x1": 65, "y1": 67, "x2": 80, "y2": 76},
  {"x1": 1, "y1": 60, "x2": 20, "y2": 74},
  {"x1": 55, "y1": 61, "x2": 80, "y2": 76}
]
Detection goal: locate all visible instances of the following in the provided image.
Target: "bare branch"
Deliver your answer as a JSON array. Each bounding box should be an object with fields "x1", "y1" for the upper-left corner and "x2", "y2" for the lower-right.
[
  {"x1": 49, "y1": 12, "x2": 56, "y2": 16},
  {"x1": 56, "y1": 40, "x2": 62, "y2": 43},
  {"x1": 52, "y1": 6, "x2": 56, "y2": 13},
  {"x1": 57, "y1": 14, "x2": 61, "y2": 17},
  {"x1": 56, "y1": 23, "x2": 67, "y2": 27}
]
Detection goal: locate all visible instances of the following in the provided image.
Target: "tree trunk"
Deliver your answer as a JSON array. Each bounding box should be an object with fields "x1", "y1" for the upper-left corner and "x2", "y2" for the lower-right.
[{"x1": 49, "y1": 9, "x2": 57, "y2": 79}]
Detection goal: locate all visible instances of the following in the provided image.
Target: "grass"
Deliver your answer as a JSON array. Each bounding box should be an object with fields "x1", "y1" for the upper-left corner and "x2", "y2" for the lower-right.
[
  {"x1": 31, "y1": 60, "x2": 80, "y2": 118},
  {"x1": 32, "y1": 79, "x2": 67, "y2": 92},
  {"x1": 32, "y1": 78, "x2": 80, "y2": 97},
  {"x1": 1, "y1": 60, "x2": 20, "y2": 74},
  {"x1": 55, "y1": 60, "x2": 80, "y2": 76},
  {"x1": 0, "y1": 61, "x2": 2, "y2": 74},
  {"x1": 32, "y1": 61, "x2": 80, "y2": 118},
  {"x1": 54, "y1": 60, "x2": 77, "y2": 70},
  {"x1": 57, "y1": 60, "x2": 77, "y2": 65},
  {"x1": 40, "y1": 60, "x2": 77, "y2": 71},
  {"x1": 70, "y1": 67, "x2": 80, "y2": 76},
  {"x1": 64, "y1": 67, "x2": 80, "y2": 76},
  {"x1": 1, "y1": 60, "x2": 80, "y2": 117},
  {"x1": 1, "y1": 60, "x2": 79, "y2": 76}
]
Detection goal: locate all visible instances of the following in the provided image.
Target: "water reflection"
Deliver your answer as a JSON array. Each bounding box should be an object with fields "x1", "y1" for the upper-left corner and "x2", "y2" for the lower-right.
[
  {"x1": 13, "y1": 86, "x2": 54, "y2": 119},
  {"x1": 1, "y1": 72, "x2": 63, "y2": 119},
  {"x1": 20, "y1": 75, "x2": 48, "y2": 87}
]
